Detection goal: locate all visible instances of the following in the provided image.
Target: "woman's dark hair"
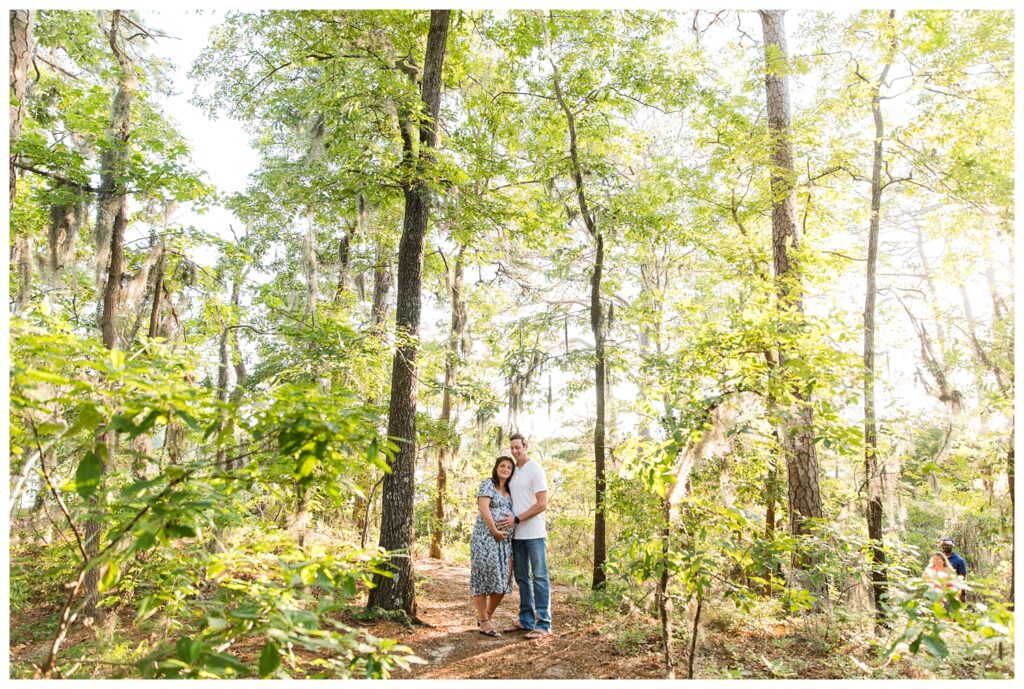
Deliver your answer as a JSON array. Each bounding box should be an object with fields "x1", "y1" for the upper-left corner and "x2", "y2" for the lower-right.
[{"x1": 491, "y1": 455, "x2": 515, "y2": 490}]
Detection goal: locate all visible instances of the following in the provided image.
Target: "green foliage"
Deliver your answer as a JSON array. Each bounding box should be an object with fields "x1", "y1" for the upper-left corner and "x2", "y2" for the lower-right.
[
  {"x1": 8, "y1": 8, "x2": 1014, "y2": 680},
  {"x1": 874, "y1": 577, "x2": 1013, "y2": 677}
]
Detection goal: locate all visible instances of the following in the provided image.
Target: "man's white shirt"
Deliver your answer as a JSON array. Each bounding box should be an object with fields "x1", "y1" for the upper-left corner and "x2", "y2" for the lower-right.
[{"x1": 508, "y1": 458, "x2": 548, "y2": 540}]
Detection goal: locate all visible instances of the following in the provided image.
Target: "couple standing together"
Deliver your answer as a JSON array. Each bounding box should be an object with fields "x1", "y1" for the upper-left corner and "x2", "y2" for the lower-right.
[{"x1": 469, "y1": 432, "x2": 552, "y2": 639}]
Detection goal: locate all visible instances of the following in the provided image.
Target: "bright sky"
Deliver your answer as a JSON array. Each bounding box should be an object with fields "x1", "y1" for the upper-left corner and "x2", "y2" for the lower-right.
[{"x1": 145, "y1": 9, "x2": 258, "y2": 261}]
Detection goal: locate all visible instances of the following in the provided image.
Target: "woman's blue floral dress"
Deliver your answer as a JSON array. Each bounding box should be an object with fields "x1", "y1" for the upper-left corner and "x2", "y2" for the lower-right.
[{"x1": 470, "y1": 479, "x2": 514, "y2": 596}]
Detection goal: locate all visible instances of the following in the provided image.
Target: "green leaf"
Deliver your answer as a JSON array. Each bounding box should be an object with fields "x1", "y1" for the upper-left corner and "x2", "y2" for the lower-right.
[
  {"x1": 259, "y1": 639, "x2": 281, "y2": 678},
  {"x1": 128, "y1": 531, "x2": 157, "y2": 555},
  {"x1": 206, "y1": 616, "x2": 228, "y2": 631},
  {"x1": 919, "y1": 634, "x2": 949, "y2": 658},
  {"x1": 67, "y1": 403, "x2": 105, "y2": 436},
  {"x1": 164, "y1": 522, "x2": 197, "y2": 539},
  {"x1": 200, "y1": 651, "x2": 248, "y2": 676},
  {"x1": 129, "y1": 409, "x2": 162, "y2": 439},
  {"x1": 367, "y1": 437, "x2": 380, "y2": 467},
  {"x1": 99, "y1": 560, "x2": 120, "y2": 592},
  {"x1": 176, "y1": 410, "x2": 202, "y2": 432},
  {"x1": 297, "y1": 454, "x2": 317, "y2": 478},
  {"x1": 75, "y1": 449, "x2": 103, "y2": 499},
  {"x1": 229, "y1": 604, "x2": 261, "y2": 620},
  {"x1": 176, "y1": 636, "x2": 202, "y2": 664},
  {"x1": 342, "y1": 576, "x2": 357, "y2": 598}
]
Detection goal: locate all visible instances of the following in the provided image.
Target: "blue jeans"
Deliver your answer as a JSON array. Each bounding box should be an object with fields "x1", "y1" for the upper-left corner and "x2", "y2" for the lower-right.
[{"x1": 512, "y1": 538, "x2": 551, "y2": 631}]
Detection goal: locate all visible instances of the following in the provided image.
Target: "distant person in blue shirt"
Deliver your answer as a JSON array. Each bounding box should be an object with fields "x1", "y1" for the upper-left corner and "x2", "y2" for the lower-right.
[{"x1": 939, "y1": 537, "x2": 967, "y2": 601}]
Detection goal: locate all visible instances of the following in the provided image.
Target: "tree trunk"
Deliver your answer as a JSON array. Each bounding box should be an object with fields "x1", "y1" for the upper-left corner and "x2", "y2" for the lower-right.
[
  {"x1": 47, "y1": 182, "x2": 88, "y2": 286},
  {"x1": 371, "y1": 250, "x2": 393, "y2": 327},
  {"x1": 9, "y1": 10, "x2": 36, "y2": 313},
  {"x1": 658, "y1": 495, "x2": 675, "y2": 678},
  {"x1": 147, "y1": 245, "x2": 166, "y2": 339},
  {"x1": 591, "y1": 233, "x2": 608, "y2": 589},
  {"x1": 303, "y1": 207, "x2": 319, "y2": 323},
  {"x1": 759, "y1": 10, "x2": 824, "y2": 552},
  {"x1": 94, "y1": 16, "x2": 137, "y2": 294},
  {"x1": 431, "y1": 246, "x2": 466, "y2": 560},
  {"x1": 862, "y1": 12, "x2": 896, "y2": 624},
  {"x1": 9, "y1": 9, "x2": 35, "y2": 208},
  {"x1": 369, "y1": 9, "x2": 451, "y2": 616},
  {"x1": 337, "y1": 192, "x2": 364, "y2": 299},
  {"x1": 687, "y1": 598, "x2": 702, "y2": 679},
  {"x1": 83, "y1": 11, "x2": 136, "y2": 618},
  {"x1": 1009, "y1": 424, "x2": 1015, "y2": 609},
  {"x1": 543, "y1": 14, "x2": 608, "y2": 590},
  {"x1": 13, "y1": 235, "x2": 33, "y2": 313}
]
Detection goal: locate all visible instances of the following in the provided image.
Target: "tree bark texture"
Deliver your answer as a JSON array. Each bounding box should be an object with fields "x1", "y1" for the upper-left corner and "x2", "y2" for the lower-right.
[
  {"x1": 10, "y1": 10, "x2": 37, "y2": 313},
  {"x1": 759, "y1": 10, "x2": 824, "y2": 543},
  {"x1": 10, "y1": 9, "x2": 35, "y2": 208},
  {"x1": 369, "y1": 9, "x2": 450, "y2": 616},
  {"x1": 863, "y1": 11, "x2": 895, "y2": 622},
  {"x1": 431, "y1": 247, "x2": 466, "y2": 560}
]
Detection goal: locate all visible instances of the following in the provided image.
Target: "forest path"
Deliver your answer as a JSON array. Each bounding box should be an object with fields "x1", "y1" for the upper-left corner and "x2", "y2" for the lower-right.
[{"x1": 360, "y1": 557, "x2": 661, "y2": 679}]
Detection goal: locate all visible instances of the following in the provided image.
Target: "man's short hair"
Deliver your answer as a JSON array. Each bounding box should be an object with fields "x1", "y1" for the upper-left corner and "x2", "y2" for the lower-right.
[{"x1": 509, "y1": 432, "x2": 527, "y2": 444}]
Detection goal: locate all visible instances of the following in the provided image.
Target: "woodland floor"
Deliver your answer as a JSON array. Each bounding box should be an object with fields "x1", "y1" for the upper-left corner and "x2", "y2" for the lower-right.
[
  {"x1": 360, "y1": 557, "x2": 663, "y2": 679},
  {"x1": 10, "y1": 554, "x2": 1008, "y2": 679}
]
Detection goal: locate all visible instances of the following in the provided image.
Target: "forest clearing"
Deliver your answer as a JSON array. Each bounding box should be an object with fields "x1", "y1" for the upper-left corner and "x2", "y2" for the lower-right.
[{"x1": 6, "y1": 7, "x2": 1015, "y2": 680}]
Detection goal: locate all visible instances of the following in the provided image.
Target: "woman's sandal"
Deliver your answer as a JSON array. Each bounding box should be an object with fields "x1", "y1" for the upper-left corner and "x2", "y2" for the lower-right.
[{"x1": 477, "y1": 620, "x2": 501, "y2": 637}]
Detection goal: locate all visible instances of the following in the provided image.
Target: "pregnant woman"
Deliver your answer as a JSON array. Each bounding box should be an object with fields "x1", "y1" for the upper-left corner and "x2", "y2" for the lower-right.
[{"x1": 470, "y1": 456, "x2": 516, "y2": 637}]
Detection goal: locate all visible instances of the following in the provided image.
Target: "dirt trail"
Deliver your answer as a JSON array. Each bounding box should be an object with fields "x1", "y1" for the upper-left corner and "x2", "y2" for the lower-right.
[{"x1": 358, "y1": 557, "x2": 661, "y2": 679}]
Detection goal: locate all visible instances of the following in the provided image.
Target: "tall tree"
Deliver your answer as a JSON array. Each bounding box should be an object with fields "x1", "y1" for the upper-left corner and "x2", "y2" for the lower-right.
[
  {"x1": 541, "y1": 12, "x2": 609, "y2": 591},
  {"x1": 860, "y1": 9, "x2": 897, "y2": 624},
  {"x1": 758, "y1": 10, "x2": 824, "y2": 548},
  {"x1": 368, "y1": 9, "x2": 451, "y2": 616},
  {"x1": 430, "y1": 244, "x2": 467, "y2": 559},
  {"x1": 84, "y1": 9, "x2": 138, "y2": 617}
]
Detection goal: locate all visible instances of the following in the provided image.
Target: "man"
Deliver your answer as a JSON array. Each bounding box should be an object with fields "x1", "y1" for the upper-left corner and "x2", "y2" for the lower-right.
[
  {"x1": 939, "y1": 537, "x2": 967, "y2": 601},
  {"x1": 496, "y1": 432, "x2": 551, "y2": 638}
]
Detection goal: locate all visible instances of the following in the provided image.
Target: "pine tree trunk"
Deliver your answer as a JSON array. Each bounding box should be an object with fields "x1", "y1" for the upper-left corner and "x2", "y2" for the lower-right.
[
  {"x1": 759, "y1": 10, "x2": 824, "y2": 554},
  {"x1": 369, "y1": 9, "x2": 450, "y2": 616}
]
